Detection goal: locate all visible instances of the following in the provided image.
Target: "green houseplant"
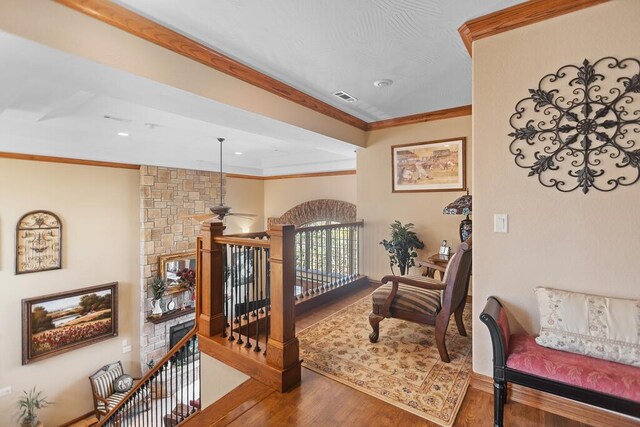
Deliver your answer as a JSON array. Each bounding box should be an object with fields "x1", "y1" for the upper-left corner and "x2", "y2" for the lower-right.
[
  {"x1": 16, "y1": 387, "x2": 52, "y2": 427},
  {"x1": 380, "y1": 221, "x2": 425, "y2": 276},
  {"x1": 150, "y1": 276, "x2": 167, "y2": 316}
]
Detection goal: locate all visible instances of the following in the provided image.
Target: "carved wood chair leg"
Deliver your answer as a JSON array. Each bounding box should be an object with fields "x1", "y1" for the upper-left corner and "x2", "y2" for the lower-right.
[
  {"x1": 435, "y1": 316, "x2": 451, "y2": 363},
  {"x1": 454, "y1": 305, "x2": 467, "y2": 336},
  {"x1": 369, "y1": 311, "x2": 383, "y2": 343}
]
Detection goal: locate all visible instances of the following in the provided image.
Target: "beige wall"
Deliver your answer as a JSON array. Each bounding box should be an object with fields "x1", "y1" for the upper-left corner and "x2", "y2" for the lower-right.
[
  {"x1": 199, "y1": 354, "x2": 248, "y2": 408},
  {"x1": 0, "y1": 0, "x2": 366, "y2": 147},
  {"x1": 263, "y1": 174, "x2": 357, "y2": 224},
  {"x1": 0, "y1": 159, "x2": 140, "y2": 425},
  {"x1": 358, "y1": 116, "x2": 472, "y2": 280},
  {"x1": 472, "y1": 0, "x2": 640, "y2": 376},
  {"x1": 225, "y1": 177, "x2": 265, "y2": 234}
]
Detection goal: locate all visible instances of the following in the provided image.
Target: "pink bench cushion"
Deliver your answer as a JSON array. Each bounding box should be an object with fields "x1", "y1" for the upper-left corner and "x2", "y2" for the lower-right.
[{"x1": 506, "y1": 334, "x2": 640, "y2": 403}]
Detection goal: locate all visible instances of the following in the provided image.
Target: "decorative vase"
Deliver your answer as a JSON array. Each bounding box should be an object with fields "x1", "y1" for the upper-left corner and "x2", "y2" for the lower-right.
[
  {"x1": 20, "y1": 415, "x2": 38, "y2": 427},
  {"x1": 151, "y1": 299, "x2": 163, "y2": 316}
]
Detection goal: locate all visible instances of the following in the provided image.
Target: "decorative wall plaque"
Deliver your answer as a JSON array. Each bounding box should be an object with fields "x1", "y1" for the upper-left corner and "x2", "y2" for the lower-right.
[
  {"x1": 508, "y1": 57, "x2": 640, "y2": 193},
  {"x1": 16, "y1": 211, "x2": 62, "y2": 274}
]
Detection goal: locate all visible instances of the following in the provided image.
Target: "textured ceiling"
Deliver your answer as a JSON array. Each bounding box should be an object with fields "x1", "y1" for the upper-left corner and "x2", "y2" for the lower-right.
[
  {"x1": 0, "y1": 31, "x2": 356, "y2": 175},
  {"x1": 115, "y1": 0, "x2": 525, "y2": 122}
]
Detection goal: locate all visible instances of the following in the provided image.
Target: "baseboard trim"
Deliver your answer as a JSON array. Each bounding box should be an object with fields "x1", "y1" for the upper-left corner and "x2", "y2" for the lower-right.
[
  {"x1": 59, "y1": 411, "x2": 97, "y2": 427},
  {"x1": 470, "y1": 373, "x2": 639, "y2": 427}
]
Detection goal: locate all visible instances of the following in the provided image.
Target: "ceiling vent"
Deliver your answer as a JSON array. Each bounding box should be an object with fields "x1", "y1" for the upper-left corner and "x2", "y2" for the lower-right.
[
  {"x1": 333, "y1": 90, "x2": 358, "y2": 103},
  {"x1": 103, "y1": 115, "x2": 132, "y2": 122}
]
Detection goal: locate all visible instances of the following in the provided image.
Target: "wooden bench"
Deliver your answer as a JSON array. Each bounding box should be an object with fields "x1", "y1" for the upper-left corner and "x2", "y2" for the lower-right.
[{"x1": 480, "y1": 297, "x2": 640, "y2": 427}]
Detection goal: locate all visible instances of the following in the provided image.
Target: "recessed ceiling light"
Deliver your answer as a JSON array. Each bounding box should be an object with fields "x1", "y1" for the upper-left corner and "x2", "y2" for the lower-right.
[
  {"x1": 117, "y1": 132, "x2": 129, "y2": 137},
  {"x1": 234, "y1": 152, "x2": 243, "y2": 155},
  {"x1": 373, "y1": 79, "x2": 393, "y2": 88}
]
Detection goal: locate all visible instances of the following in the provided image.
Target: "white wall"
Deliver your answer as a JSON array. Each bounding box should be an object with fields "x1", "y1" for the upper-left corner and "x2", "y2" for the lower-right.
[
  {"x1": 0, "y1": 159, "x2": 140, "y2": 425},
  {"x1": 472, "y1": 0, "x2": 640, "y2": 376}
]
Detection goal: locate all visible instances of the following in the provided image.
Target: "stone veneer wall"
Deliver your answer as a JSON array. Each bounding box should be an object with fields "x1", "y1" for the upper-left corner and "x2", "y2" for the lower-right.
[
  {"x1": 267, "y1": 199, "x2": 356, "y2": 228},
  {"x1": 139, "y1": 165, "x2": 223, "y2": 367}
]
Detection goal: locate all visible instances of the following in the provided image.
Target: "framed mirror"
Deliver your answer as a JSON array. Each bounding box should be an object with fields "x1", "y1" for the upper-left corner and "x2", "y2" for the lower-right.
[{"x1": 159, "y1": 251, "x2": 196, "y2": 288}]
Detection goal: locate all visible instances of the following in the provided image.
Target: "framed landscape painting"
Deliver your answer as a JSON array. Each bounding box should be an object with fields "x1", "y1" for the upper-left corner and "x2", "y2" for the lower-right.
[
  {"x1": 22, "y1": 282, "x2": 118, "y2": 364},
  {"x1": 391, "y1": 137, "x2": 466, "y2": 192}
]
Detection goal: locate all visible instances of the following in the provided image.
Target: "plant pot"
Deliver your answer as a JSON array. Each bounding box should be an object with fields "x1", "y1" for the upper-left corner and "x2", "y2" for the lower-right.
[{"x1": 20, "y1": 415, "x2": 38, "y2": 427}]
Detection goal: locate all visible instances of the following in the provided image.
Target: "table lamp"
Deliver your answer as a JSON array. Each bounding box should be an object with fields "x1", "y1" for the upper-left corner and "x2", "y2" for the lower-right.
[{"x1": 443, "y1": 190, "x2": 472, "y2": 242}]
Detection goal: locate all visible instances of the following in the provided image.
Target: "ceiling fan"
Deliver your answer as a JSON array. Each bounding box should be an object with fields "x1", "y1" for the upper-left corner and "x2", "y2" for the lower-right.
[{"x1": 183, "y1": 138, "x2": 257, "y2": 222}]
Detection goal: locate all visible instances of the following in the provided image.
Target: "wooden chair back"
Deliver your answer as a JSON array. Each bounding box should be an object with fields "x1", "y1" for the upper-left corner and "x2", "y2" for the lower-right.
[
  {"x1": 89, "y1": 361, "x2": 124, "y2": 413},
  {"x1": 441, "y1": 239, "x2": 472, "y2": 315}
]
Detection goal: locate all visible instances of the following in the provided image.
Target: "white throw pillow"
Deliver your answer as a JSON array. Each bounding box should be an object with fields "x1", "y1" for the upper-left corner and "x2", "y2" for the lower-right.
[{"x1": 534, "y1": 287, "x2": 640, "y2": 367}]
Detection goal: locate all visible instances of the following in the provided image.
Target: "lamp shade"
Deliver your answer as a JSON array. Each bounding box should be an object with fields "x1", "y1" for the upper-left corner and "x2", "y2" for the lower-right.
[{"x1": 443, "y1": 194, "x2": 472, "y2": 216}]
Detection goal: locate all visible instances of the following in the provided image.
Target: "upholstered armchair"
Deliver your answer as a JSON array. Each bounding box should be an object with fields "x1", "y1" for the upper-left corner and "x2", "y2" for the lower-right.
[
  {"x1": 369, "y1": 239, "x2": 472, "y2": 363},
  {"x1": 89, "y1": 361, "x2": 148, "y2": 419}
]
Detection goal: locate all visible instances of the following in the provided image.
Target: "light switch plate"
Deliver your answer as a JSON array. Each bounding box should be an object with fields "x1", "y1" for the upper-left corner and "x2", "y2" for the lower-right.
[
  {"x1": 0, "y1": 386, "x2": 12, "y2": 397},
  {"x1": 494, "y1": 214, "x2": 509, "y2": 233},
  {"x1": 122, "y1": 345, "x2": 132, "y2": 354}
]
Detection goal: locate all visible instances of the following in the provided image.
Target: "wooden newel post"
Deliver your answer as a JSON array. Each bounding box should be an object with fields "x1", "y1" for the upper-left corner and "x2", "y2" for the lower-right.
[
  {"x1": 197, "y1": 221, "x2": 226, "y2": 338},
  {"x1": 267, "y1": 224, "x2": 301, "y2": 391}
]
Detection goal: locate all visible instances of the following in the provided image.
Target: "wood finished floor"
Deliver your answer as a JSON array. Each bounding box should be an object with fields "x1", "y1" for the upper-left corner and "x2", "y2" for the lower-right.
[{"x1": 186, "y1": 284, "x2": 588, "y2": 427}]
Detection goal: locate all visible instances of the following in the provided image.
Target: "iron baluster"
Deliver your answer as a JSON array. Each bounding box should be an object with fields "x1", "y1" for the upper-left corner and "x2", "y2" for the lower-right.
[{"x1": 228, "y1": 245, "x2": 235, "y2": 342}]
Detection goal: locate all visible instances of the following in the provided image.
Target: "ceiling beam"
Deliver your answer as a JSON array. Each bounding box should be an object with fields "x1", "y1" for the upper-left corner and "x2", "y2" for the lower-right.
[
  {"x1": 54, "y1": 0, "x2": 369, "y2": 131},
  {"x1": 458, "y1": 0, "x2": 609, "y2": 56}
]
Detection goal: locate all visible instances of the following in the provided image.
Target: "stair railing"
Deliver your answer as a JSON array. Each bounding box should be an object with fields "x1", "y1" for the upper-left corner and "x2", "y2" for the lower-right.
[{"x1": 97, "y1": 327, "x2": 200, "y2": 426}]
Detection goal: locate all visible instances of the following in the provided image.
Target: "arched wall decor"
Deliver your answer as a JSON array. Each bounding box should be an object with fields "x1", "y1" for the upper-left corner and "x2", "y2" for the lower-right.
[
  {"x1": 16, "y1": 210, "x2": 62, "y2": 274},
  {"x1": 267, "y1": 199, "x2": 357, "y2": 228},
  {"x1": 508, "y1": 57, "x2": 640, "y2": 193}
]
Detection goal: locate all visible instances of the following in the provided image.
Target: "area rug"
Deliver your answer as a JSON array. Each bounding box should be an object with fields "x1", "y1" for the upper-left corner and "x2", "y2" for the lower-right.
[{"x1": 298, "y1": 296, "x2": 472, "y2": 426}]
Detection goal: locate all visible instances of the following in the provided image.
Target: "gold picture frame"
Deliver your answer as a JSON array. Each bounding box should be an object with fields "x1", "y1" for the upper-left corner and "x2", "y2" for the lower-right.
[
  {"x1": 159, "y1": 251, "x2": 196, "y2": 286},
  {"x1": 391, "y1": 137, "x2": 466, "y2": 193}
]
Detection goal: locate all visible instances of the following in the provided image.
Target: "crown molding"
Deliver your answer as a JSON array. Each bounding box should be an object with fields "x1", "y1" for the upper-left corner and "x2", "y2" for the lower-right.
[
  {"x1": 54, "y1": 0, "x2": 369, "y2": 131},
  {"x1": 0, "y1": 152, "x2": 140, "y2": 169},
  {"x1": 226, "y1": 170, "x2": 356, "y2": 180},
  {"x1": 458, "y1": 0, "x2": 609, "y2": 56},
  {"x1": 368, "y1": 105, "x2": 472, "y2": 130}
]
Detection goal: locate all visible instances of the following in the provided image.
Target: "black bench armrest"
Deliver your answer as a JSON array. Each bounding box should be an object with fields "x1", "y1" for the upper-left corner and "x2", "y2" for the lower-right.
[{"x1": 480, "y1": 297, "x2": 508, "y2": 371}]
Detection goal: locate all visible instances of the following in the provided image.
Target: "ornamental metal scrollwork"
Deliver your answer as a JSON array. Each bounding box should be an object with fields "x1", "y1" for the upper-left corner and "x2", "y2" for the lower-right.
[
  {"x1": 16, "y1": 210, "x2": 62, "y2": 274},
  {"x1": 508, "y1": 57, "x2": 640, "y2": 193}
]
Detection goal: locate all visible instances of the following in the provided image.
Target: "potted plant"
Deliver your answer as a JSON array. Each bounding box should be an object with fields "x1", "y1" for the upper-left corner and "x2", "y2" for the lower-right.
[
  {"x1": 150, "y1": 276, "x2": 167, "y2": 317},
  {"x1": 16, "y1": 387, "x2": 52, "y2": 427},
  {"x1": 380, "y1": 220, "x2": 425, "y2": 276}
]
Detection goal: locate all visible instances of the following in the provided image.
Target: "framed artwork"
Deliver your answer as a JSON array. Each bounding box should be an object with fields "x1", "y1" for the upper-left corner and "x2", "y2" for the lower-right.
[
  {"x1": 391, "y1": 137, "x2": 466, "y2": 193},
  {"x1": 16, "y1": 210, "x2": 62, "y2": 274},
  {"x1": 22, "y1": 283, "x2": 118, "y2": 365}
]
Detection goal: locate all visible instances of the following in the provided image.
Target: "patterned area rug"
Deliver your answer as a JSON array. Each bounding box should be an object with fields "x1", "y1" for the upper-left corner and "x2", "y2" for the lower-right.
[{"x1": 298, "y1": 296, "x2": 472, "y2": 426}]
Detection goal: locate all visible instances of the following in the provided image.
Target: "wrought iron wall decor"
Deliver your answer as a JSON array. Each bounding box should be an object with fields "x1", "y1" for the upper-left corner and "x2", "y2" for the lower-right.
[
  {"x1": 508, "y1": 57, "x2": 640, "y2": 193},
  {"x1": 16, "y1": 210, "x2": 62, "y2": 274}
]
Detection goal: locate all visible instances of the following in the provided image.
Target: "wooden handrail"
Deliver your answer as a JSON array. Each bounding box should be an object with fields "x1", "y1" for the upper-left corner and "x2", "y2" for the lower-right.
[
  {"x1": 213, "y1": 235, "x2": 271, "y2": 248},
  {"x1": 97, "y1": 326, "x2": 198, "y2": 425},
  {"x1": 294, "y1": 220, "x2": 364, "y2": 233},
  {"x1": 224, "y1": 231, "x2": 269, "y2": 239}
]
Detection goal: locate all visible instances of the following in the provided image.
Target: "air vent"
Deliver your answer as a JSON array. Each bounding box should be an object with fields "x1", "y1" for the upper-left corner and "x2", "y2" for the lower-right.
[{"x1": 333, "y1": 90, "x2": 358, "y2": 103}]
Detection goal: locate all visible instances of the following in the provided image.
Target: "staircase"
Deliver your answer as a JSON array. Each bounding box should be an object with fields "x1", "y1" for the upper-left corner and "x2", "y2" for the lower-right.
[{"x1": 97, "y1": 328, "x2": 201, "y2": 426}]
